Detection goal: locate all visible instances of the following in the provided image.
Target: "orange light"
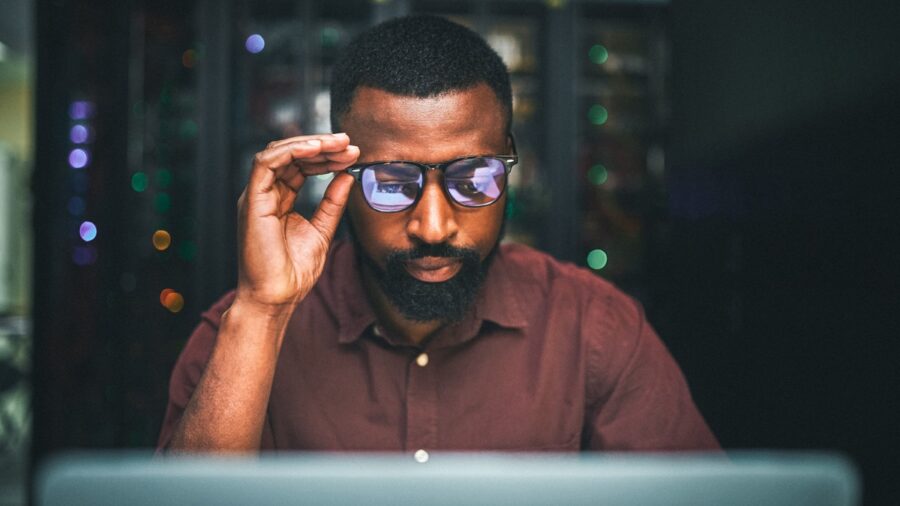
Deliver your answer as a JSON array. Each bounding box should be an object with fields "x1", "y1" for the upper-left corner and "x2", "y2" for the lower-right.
[
  {"x1": 153, "y1": 230, "x2": 172, "y2": 251},
  {"x1": 163, "y1": 291, "x2": 185, "y2": 313},
  {"x1": 159, "y1": 288, "x2": 175, "y2": 306},
  {"x1": 182, "y1": 49, "x2": 197, "y2": 68}
]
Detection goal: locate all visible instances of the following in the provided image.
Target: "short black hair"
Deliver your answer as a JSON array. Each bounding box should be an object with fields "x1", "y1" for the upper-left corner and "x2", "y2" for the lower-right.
[{"x1": 330, "y1": 15, "x2": 512, "y2": 133}]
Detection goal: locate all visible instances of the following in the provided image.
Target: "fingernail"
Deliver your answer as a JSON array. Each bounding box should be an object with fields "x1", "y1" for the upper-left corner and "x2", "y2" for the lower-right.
[
  {"x1": 332, "y1": 132, "x2": 348, "y2": 138},
  {"x1": 305, "y1": 139, "x2": 321, "y2": 146},
  {"x1": 348, "y1": 145, "x2": 359, "y2": 151}
]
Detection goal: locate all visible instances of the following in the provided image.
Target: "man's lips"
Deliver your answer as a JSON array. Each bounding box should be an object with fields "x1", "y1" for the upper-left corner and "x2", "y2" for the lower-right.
[{"x1": 404, "y1": 256, "x2": 463, "y2": 283}]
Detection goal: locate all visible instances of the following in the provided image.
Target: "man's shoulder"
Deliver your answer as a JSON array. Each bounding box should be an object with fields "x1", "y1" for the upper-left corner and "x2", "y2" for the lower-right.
[
  {"x1": 494, "y1": 242, "x2": 644, "y2": 325},
  {"x1": 496, "y1": 243, "x2": 623, "y2": 297}
]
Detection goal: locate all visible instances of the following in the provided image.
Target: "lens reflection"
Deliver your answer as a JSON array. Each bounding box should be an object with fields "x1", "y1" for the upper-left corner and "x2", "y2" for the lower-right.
[
  {"x1": 445, "y1": 157, "x2": 505, "y2": 206},
  {"x1": 356, "y1": 157, "x2": 510, "y2": 212},
  {"x1": 361, "y1": 163, "x2": 422, "y2": 212}
]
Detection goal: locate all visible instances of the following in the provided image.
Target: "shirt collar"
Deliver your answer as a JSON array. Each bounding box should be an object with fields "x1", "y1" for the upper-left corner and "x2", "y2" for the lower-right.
[
  {"x1": 472, "y1": 244, "x2": 530, "y2": 330},
  {"x1": 329, "y1": 241, "x2": 378, "y2": 345}
]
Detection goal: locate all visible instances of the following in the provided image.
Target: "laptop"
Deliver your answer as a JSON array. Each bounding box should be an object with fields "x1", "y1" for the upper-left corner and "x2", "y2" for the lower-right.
[{"x1": 36, "y1": 451, "x2": 859, "y2": 506}]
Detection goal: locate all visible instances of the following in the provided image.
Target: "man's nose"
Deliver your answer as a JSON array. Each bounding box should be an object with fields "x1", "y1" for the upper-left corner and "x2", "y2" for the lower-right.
[{"x1": 406, "y1": 172, "x2": 459, "y2": 245}]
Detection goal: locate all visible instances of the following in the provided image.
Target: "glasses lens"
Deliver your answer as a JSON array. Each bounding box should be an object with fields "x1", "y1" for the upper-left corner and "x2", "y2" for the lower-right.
[
  {"x1": 444, "y1": 157, "x2": 507, "y2": 207},
  {"x1": 360, "y1": 163, "x2": 423, "y2": 212}
]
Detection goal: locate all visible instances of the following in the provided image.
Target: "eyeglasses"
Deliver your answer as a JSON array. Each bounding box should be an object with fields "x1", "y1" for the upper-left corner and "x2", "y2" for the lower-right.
[{"x1": 346, "y1": 138, "x2": 518, "y2": 213}]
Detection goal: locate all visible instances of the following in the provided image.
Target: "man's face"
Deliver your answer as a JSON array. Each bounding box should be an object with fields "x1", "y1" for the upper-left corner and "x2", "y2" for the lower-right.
[{"x1": 341, "y1": 83, "x2": 509, "y2": 322}]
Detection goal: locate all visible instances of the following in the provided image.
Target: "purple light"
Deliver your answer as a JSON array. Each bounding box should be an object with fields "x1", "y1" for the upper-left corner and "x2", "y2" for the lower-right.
[
  {"x1": 245, "y1": 34, "x2": 265, "y2": 54},
  {"x1": 67, "y1": 196, "x2": 86, "y2": 216},
  {"x1": 70, "y1": 124, "x2": 90, "y2": 144},
  {"x1": 68, "y1": 101, "x2": 94, "y2": 120},
  {"x1": 69, "y1": 148, "x2": 89, "y2": 169},
  {"x1": 73, "y1": 245, "x2": 98, "y2": 266},
  {"x1": 79, "y1": 221, "x2": 97, "y2": 242}
]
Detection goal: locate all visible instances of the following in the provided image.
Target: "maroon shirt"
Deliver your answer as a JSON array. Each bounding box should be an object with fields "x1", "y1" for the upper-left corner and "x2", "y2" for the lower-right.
[{"x1": 158, "y1": 240, "x2": 719, "y2": 452}]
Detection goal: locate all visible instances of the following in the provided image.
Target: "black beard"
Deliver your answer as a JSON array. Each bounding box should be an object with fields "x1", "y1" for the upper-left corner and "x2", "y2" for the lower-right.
[
  {"x1": 359, "y1": 242, "x2": 491, "y2": 323},
  {"x1": 342, "y1": 200, "x2": 508, "y2": 323}
]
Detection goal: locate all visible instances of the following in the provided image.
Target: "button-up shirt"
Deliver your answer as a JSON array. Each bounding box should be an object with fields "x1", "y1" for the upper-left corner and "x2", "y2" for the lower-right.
[{"x1": 158, "y1": 240, "x2": 719, "y2": 452}]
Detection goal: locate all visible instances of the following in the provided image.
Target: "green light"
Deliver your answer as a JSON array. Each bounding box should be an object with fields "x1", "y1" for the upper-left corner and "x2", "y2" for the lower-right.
[
  {"x1": 131, "y1": 172, "x2": 148, "y2": 192},
  {"x1": 157, "y1": 169, "x2": 172, "y2": 189},
  {"x1": 588, "y1": 164, "x2": 608, "y2": 185},
  {"x1": 178, "y1": 240, "x2": 197, "y2": 261},
  {"x1": 160, "y1": 85, "x2": 172, "y2": 107},
  {"x1": 505, "y1": 186, "x2": 519, "y2": 219},
  {"x1": 321, "y1": 27, "x2": 339, "y2": 47},
  {"x1": 179, "y1": 120, "x2": 198, "y2": 139},
  {"x1": 589, "y1": 44, "x2": 609, "y2": 65},
  {"x1": 155, "y1": 192, "x2": 171, "y2": 213},
  {"x1": 587, "y1": 249, "x2": 608, "y2": 270},
  {"x1": 588, "y1": 104, "x2": 608, "y2": 125}
]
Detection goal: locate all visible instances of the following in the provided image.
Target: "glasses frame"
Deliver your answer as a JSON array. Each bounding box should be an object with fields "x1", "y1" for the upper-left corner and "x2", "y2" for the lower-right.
[{"x1": 345, "y1": 136, "x2": 518, "y2": 213}]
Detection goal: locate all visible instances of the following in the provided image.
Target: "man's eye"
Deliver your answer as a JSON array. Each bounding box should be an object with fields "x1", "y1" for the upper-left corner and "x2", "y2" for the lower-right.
[
  {"x1": 448, "y1": 178, "x2": 489, "y2": 196},
  {"x1": 376, "y1": 182, "x2": 419, "y2": 198},
  {"x1": 375, "y1": 183, "x2": 406, "y2": 193}
]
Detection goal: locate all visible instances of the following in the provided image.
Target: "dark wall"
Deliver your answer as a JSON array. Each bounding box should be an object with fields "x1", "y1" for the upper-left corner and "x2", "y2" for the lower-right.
[{"x1": 660, "y1": 1, "x2": 900, "y2": 504}]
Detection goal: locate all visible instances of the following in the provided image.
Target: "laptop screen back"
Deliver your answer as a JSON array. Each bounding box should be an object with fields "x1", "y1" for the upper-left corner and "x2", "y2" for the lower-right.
[{"x1": 36, "y1": 452, "x2": 859, "y2": 506}]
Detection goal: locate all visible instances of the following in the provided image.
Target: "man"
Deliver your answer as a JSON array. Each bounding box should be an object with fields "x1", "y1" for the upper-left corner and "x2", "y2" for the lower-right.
[{"x1": 158, "y1": 15, "x2": 718, "y2": 454}]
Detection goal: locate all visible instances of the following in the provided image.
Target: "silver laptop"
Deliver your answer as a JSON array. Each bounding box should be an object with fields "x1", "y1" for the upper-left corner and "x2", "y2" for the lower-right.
[{"x1": 36, "y1": 451, "x2": 859, "y2": 506}]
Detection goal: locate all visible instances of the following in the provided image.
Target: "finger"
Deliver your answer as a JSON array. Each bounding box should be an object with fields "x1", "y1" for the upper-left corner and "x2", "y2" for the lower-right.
[
  {"x1": 309, "y1": 172, "x2": 355, "y2": 242},
  {"x1": 298, "y1": 152, "x2": 360, "y2": 176},
  {"x1": 268, "y1": 132, "x2": 350, "y2": 153},
  {"x1": 265, "y1": 132, "x2": 344, "y2": 148},
  {"x1": 249, "y1": 139, "x2": 323, "y2": 192},
  {"x1": 282, "y1": 168, "x2": 305, "y2": 193},
  {"x1": 298, "y1": 161, "x2": 356, "y2": 177},
  {"x1": 277, "y1": 178, "x2": 302, "y2": 215},
  {"x1": 324, "y1": 145, "x2": 360, "y2": 163},
  {"x1": 315, "y1": 134, "x2": 353, "y2": 153},
  {"x1": 267, "y1": 142, "x2": 357, "y2": 182},
  {"x1": 284, "y1": 145, "x2": 359, "y2": 165}
]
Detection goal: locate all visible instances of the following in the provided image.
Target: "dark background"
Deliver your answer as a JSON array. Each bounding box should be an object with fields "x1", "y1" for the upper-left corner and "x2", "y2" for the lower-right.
[
  {"x1": 665, "y1": 2, "x2": 900, "y2": 504},
  {"x1": 28, "y1": 0, "x2": 900, "y2": 504}
]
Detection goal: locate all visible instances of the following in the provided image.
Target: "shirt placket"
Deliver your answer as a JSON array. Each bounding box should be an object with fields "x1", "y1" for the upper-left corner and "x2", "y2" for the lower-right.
[{"x1": 405, "y1": 350, "x2": 438, "y2": 461}]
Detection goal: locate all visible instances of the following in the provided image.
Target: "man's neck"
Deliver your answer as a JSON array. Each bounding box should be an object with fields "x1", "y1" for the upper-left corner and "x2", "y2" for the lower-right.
[{"x1": 360, "y1": 263, "x2": 444, "y2": 346}]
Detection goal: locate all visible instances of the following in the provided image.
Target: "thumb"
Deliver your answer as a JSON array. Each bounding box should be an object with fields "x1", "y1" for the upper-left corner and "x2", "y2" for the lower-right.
[{"x1": 309, "y1": 172, "x2": 355, "y2": 243}]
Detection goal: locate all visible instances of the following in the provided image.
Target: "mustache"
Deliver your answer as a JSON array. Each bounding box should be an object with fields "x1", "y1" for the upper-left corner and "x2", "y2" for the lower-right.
[{"x1": 386, "y1": 243, "x2": 481, "y2": 262}]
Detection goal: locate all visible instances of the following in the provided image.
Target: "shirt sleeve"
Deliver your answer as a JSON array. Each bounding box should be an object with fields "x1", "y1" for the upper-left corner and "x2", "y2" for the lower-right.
[
  {"x1": 156, "y1": 291, "x2": 236, "y2": 450},
  {"x1": 583, "y1": 292, "x2": 720, "y2": 451}
]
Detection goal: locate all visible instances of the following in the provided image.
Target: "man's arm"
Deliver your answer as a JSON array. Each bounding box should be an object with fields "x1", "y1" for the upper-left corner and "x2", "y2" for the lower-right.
[{"x1": 165, "y1": 134, "x2": 358, "y2": 452}]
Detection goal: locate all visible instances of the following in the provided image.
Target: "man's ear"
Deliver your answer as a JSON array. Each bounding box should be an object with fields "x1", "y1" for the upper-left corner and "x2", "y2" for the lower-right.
[{"x1": 506, "y1": 133, "x2": 516, "y2": 154}]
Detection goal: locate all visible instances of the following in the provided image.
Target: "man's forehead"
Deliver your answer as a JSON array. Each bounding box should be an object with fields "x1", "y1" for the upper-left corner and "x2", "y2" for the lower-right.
[{"x1": 341, "y1": 84, "x2": 506, "y2": 134}]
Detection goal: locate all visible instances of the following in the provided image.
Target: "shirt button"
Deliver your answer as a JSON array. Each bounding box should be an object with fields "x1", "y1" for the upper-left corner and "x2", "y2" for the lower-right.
[
  {"x1": 415, "y1": 353, "x2": 429, "y2": 367},
  {"x1": 414, "y1": 449, "x2": 429, "y2": 463}
]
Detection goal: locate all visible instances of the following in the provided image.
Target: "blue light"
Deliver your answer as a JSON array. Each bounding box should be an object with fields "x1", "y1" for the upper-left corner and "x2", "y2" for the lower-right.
[
  {"x1": 79, "y1": 221, "x2": 97, "y2": 242},
  {"x1": 72, "y1": 245, "x2": 97, "y2": 266},
  {"x1": 70, "y1": 124, "x2": 89, "y2": 144},
  {"x1": 69, "y1": 148, "x2": 89, "y2": 169},
  {"x1": 69, "y1": 101, "x2": 94, "y2": 120},
  {"x1": 245, "y1": 34, "x2": 265, "y2": 54}
]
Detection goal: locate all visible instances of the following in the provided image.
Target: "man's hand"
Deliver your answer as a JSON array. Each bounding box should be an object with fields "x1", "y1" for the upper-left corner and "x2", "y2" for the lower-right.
[
  {"x1": 235, "y1": 133, "x2": 359, "y2": 312},
  {"x1": 167, "y1": 133, "x2": 358, "y2": 452}
]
